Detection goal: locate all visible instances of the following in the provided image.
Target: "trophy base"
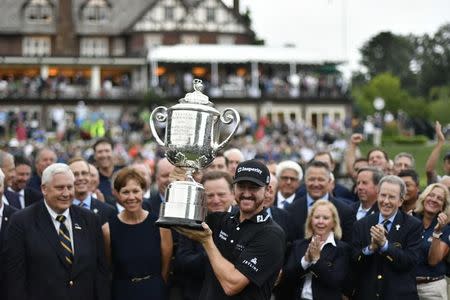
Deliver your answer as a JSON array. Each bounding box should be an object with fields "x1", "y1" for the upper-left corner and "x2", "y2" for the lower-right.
[{"x1": 155, "y1": 216, "x2": 204, "y2": 230}]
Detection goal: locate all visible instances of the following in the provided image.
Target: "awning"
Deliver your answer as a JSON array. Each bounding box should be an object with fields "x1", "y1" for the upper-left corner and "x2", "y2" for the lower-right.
[{"x1": 148, "y1": 44, "x2": 345, "y2": 65}]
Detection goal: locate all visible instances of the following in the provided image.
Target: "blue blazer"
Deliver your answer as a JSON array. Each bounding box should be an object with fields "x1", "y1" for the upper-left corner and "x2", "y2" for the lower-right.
[
  {"x1": 283, "y1": 237, "x2": 351, "y2": 300},
  {"x1": 351, "y1": 211, "x2": 422, "y2": 300}
]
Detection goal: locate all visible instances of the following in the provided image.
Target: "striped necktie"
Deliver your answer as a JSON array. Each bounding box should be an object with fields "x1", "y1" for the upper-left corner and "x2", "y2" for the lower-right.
[
  {"x1": 381, "y1": 219, "x2": 391, "y2": 233},
  {"x1": 56, "y1": 215, "x2": 73, "y2": 265}
]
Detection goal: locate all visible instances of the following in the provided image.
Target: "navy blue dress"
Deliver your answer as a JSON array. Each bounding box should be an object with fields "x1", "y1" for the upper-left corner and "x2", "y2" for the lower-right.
[{"x1": 109, "y1": 212, "x2": 167, "y2": 300}]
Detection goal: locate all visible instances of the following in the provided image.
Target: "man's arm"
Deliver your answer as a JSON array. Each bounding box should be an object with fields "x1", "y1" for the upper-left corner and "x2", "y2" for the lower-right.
[
  {"x1": 425, "y1": 121, "x2": 446, "y2": 184},
  {"x1": 345, "y1": 133, "x2": 363, "y2": 179},
  {"x1": 160, "y1": 228, "x2": 173, "y2": 283},
  {"x1": 176, "y1": 224, "x2": 250, "y2": 296}
]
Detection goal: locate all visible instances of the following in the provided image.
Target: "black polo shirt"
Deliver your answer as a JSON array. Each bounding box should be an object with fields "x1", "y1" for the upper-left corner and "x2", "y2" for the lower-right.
[{"x1": 199, "y1": 208, "x2": 286, "y2": 300}]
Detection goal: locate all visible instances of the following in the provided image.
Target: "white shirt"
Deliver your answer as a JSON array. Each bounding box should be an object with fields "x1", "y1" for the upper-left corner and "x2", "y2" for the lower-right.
[
  {"x1": 2, "y1": 194, "x2": 8, "y2": 206},
  {"x1": 0, "y1": 203, "x2": 4, "y2": 232},
  {"x1": 300, "y1": 233, "x2": 337, "y2": 300},
  {"x1": 277, "y1": 191, "x2": 296, "y2": 209},
  {"x1": 44, "y1": 200, "x2": 74, "y2": 253}
]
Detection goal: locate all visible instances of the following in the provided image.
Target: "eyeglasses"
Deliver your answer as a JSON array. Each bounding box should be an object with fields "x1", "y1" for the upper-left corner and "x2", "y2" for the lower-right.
[{"x1": 280, "y1": 176, "x2": 298, "y2": 182}]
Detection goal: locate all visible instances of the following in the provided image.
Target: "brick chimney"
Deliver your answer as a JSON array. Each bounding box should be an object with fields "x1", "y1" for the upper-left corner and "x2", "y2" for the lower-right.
[
  {"x1": 54, "y1": 0, "x2": 76, "y2": 56},
  {"x1": 233, "y1": 0, "x2": 240, "y2": 14}
]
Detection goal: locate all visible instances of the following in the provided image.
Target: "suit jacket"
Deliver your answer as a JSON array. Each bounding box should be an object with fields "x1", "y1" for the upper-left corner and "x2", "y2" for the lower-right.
[
  {"x1": 283, "y1": 238, "x2": 351, "y2": 300},
  {"x1": 4, "y1": 188, "x2": 43, "y2": 209},
  {"x1": 175, "y1": 235, "x2": 206, "y2": 300},
  {"x1": 350, "y1": 201, "x2": 379, "y2": 221},
  {"x1": 148, "y1": 192, "x2": 164, "y2": 215},
  {"x1": 351, "y1": 211, "x2": 422, "y2": 300},
  {"x1": 286, "y1": 195, "x2": 354, "y2": 243},
  {"x1": 270, "y1": 206, "x2": 296, "y2": 243},
  {"x1": 0, "y1": 204, "x2": 18, "y2": 290},
  {"x1": 4, "y1": 201, "x2": 110, "y2": 300},
  {"x1": 89, "y1": 198, "x2": 116, "y2": 225}
]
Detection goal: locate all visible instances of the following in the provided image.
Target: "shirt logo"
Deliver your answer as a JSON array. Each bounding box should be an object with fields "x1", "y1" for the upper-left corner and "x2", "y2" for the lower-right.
[
  {"x1": 242, "y1": 257, "x2": 259, "y2": 272},
  {"x1": 219, "y1": 230, "x2": 228, "y2": 241},
  {"x1": 256, "y1": 214, "x2": 269, "y2": 223}
]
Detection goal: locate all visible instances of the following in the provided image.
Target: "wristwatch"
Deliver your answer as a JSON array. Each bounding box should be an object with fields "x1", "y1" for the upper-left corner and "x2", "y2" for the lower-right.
[{"x1": 432, "y1": 231, "x2": 443, "y2": 239}]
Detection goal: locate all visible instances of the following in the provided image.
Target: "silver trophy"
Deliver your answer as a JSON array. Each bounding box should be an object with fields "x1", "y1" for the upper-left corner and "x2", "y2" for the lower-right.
[{"x1": 150, "y1": 79, "x2": 240, "y2": 229}]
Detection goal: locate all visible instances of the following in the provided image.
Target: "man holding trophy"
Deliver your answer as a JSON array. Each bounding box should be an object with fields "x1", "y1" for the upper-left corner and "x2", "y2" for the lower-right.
[
  {"x1": 176, "y1": 160, "x2": 286, "y2": 299},
  {"x1": 150, "y1": 80, "x2": 285, "y2": 299}
]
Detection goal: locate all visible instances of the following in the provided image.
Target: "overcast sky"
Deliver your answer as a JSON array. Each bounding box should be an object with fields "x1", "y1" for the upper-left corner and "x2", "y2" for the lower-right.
[{"x1": 224, "y1": 0, "x2": 450, "y2": 77}]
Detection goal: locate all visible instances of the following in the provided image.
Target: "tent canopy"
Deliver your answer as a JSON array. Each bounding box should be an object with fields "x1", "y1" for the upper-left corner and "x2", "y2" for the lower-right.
[{"x1": 148, "y1": 44, "x2": 345, "y2": 65}]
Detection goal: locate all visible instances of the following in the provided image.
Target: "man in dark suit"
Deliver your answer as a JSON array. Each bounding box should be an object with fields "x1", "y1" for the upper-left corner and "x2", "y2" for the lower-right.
[
  {"x1": 286, "y1": 160, "x2": 354, "y2": 243},
  {"x1": 149, "y1": 158, "x2": 175, "y2": 214},
  {"x1": 351, "y1": 175, "x2": 422, "y2": 300},
  {"x1": 68, "y1": 157, "x2": 116, "y2": 225},
  {"x1": 5, "y1": 156, "x2": 43, "y2": 209},
  {"x1": 351, "y1": 167, "x2": 383, "y2": 221},
  {"x1": 4, "y1": 163, "x2": 110, "y2": 300}
]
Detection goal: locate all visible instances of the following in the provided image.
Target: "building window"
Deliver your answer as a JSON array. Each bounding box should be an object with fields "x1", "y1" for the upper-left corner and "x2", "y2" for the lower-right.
[
  {"x1": 112, "y1": 38, "x2": 125, "y2": 56},
  {"x1": 80, "y1": 37, "x2": 109, "y2": 57},
  {"x1": 23, "y1": 36, "x2": 51, "y2": 56},
  {"x1": 181, "y1": 34, "x2": 198, "y2": 45},
  {"x1": 165, "y1": 6, "x2": 174, "y2": 20},
  {"x1": 145, "y1": 34, "x2": 162, "y2": 50},
  {"x1": 24, "y1": 0, "x2": 53, "y2": 24},
  {"x1": 217, "y1": 35, "x2": 235, "y2": 45},
  {"x1": 82, "y1": 0, "x2": 110, "y2": 24},
  {"x1": 206, "y1": 8, "x2": 215, "y2": 22}
]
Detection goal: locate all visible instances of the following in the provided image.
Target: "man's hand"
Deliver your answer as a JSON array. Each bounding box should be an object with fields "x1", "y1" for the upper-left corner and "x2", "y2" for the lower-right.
[
  {"x1": 350, "y1": 133, "x2": 364, "y2": 146},
  {"x1": 435, "y1": 121, "x2": 445, "y2": 144},
  {"x1": 370, "y1": 224, "x2": 387, "y2": 247},
  {"x1": 175, "y1": 222, "x2": 213, "y2": 244}
]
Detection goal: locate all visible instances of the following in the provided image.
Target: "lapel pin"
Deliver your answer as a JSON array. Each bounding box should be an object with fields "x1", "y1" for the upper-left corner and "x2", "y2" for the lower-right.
[
  {"x1": 395, "y1": 224, "x2": 400, "y2": 231},
  {"x1": 74, "y1": 223, "x2": 82, "y2": 230},
  {"x1": 93, "y1": 208, "x2": 98, "y2": 214},
  {"x1": 4, "y1": 217, "x2": 8, "y2": 221}
]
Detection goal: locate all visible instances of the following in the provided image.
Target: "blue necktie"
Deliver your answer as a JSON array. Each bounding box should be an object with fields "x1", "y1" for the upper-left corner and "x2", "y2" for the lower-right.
[
  {"x1": 56, "y1": 215, "x2": 73, "y2": 266},
  {"x1": 8, "y1": 192, "x2": 21, "y2": 209}
]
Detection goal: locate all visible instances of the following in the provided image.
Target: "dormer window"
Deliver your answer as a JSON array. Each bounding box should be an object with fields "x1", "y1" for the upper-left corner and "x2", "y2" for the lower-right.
[
  {"x1": 24, "y1": 0, "x2": 53, "y2": 24},
  {"x1": 206, "y1": 7, "x2": 215, "y2": 22},
  {"x1": 165, "y1": 6, "x2": 174, "y2": 21},
  {"x1": 82, "y1": 0, "x2": 110, "y2": 24}
]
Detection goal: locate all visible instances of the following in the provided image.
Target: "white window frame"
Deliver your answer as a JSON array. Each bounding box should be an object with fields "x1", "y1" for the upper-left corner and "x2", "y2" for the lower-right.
[
  {"x1": 80, "y1": 37, "x2": 109, "y2": 57},
  {"x1": 23, "y1": 36, "x2": 51, "y2": 56}
]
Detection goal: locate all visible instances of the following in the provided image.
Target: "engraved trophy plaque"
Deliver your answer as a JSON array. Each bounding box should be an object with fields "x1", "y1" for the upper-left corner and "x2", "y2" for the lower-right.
[{"x1": 150, "y1": 79, "x2": 240, "y2": 229}]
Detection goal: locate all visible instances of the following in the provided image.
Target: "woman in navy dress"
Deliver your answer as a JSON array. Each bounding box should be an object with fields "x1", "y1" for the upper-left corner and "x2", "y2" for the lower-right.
[{"x1": 102, "y1": 167, "x2": 172, "y2": 300}]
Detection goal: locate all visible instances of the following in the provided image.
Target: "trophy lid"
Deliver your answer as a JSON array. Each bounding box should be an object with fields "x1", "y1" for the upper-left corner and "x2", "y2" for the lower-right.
[{"x1": 180, "y1": 79, "x2": 213, "y2": 106}]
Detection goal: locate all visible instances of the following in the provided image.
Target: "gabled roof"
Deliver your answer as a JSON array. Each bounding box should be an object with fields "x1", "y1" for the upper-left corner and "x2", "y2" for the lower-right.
[{"x1": 0, "y1": 0, "x2": 252, "y2": 36}]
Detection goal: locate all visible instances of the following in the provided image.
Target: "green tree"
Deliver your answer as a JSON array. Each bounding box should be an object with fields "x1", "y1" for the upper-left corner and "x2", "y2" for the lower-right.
[
  {"x1": 360, "y1": 32, "x2": 417, "y2": 89},
  {"x1": 416, "y1": 24, "x2": 450, "y2": 96},
  {"x1": 352, "y1": 73, "x2": 409, "y2": 116}
]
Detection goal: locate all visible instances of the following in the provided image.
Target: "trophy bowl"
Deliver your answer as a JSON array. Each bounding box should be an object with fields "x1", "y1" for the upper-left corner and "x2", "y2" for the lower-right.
[{"x1": 150, "y1": 79, "x2": 240, "y2": 229}]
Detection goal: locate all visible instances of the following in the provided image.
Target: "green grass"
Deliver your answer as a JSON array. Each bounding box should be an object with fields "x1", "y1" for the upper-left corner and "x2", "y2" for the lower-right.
[{"x1": 359, "y1": 141, "x2": 450, "y2": 189}]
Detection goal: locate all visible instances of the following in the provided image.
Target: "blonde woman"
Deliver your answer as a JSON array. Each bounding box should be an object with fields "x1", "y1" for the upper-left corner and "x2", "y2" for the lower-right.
[
  {"x1": 414, "y1": 183, "x2": 450, "y2": 300},
  {"x1": 283, "y1": 200, "x2": 351, "y2": 300}
]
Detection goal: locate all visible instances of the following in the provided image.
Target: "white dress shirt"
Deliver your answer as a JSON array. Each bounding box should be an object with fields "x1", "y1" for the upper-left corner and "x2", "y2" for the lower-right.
[
  {"x1": 44, "y1": 200, "x2": 74, "y2": 253},
  {"x1": 276, "y1": 191, "x2": 296, "y2": 209}
]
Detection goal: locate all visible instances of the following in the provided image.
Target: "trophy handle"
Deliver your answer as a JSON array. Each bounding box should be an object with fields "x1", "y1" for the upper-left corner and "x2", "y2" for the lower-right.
[
  {"x1": 150, "y1": 106, "x2": 168, "y2": 146},
  {"x1": 216, "y1": 108, "x2": 240, "y2": 151}
]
